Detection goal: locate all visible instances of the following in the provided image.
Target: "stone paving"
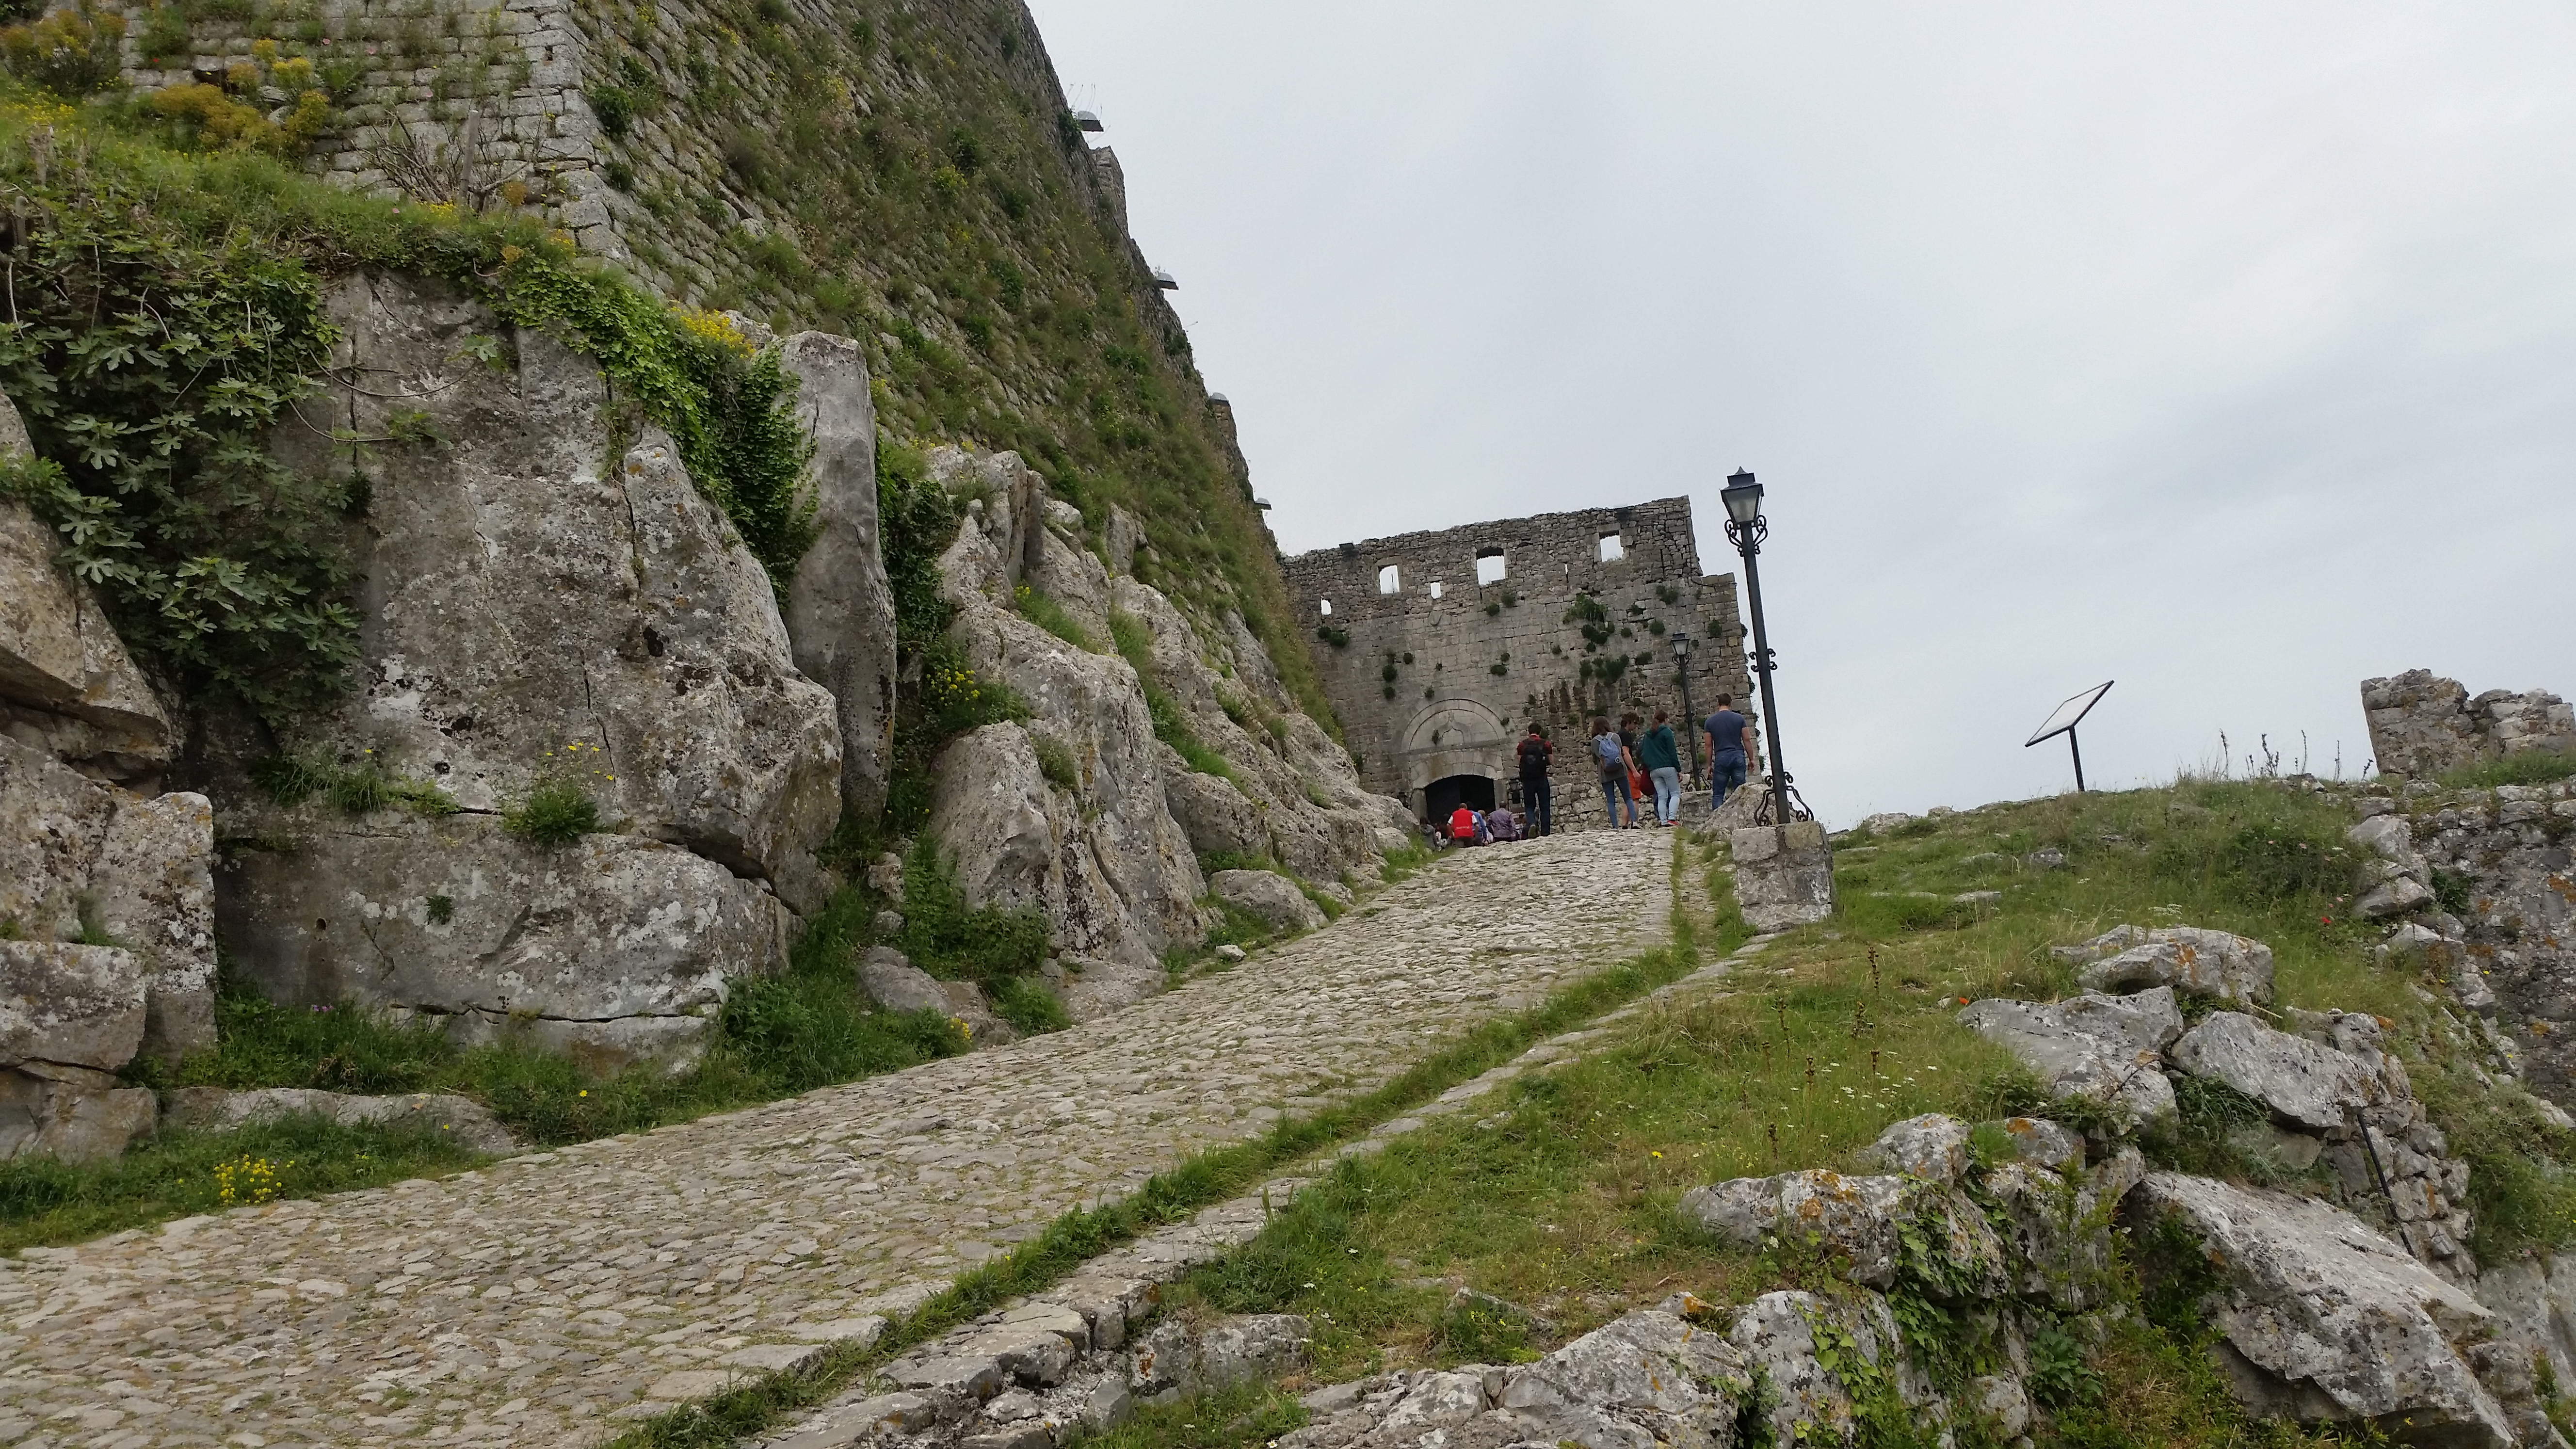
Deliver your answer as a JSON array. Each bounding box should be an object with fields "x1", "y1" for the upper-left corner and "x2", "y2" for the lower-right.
[
  {"x1": 758, "y1": 924, "x2": 1778, "y2": 1449},
  {"x1": 0, "y1": 830, "x2": 1673, "y2": 1449}
]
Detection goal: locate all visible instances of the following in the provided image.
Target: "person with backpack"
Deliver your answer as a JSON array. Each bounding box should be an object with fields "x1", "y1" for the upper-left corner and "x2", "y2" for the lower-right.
[
  {"x1": 1515, "y1": 724, "x2": 1554, "y2": 837},
  {"x1": 1706, "y1": 694, "x2": 1753, "y2": 810},
  {"x1": 1592, "y1": 717, "x2": 1638, "y2": 829},
  {"x1": 1638, "y1": 708, "x2": 1682, "y2": 825}
]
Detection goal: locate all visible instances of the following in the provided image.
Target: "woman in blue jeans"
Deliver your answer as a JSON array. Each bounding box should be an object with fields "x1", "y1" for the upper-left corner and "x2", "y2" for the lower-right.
[
  {"x1": 1638, "y1": 709, "x2": 1682, "y2": 824},
  {"x1": 1591, "y1": 717, "x2": 1639, "y2": 828}
]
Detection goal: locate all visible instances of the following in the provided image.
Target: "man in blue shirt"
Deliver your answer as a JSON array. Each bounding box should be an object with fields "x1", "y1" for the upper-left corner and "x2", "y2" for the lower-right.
[{"x1": 1706, "y1": 696, "x2": 1753, "y2": 810}]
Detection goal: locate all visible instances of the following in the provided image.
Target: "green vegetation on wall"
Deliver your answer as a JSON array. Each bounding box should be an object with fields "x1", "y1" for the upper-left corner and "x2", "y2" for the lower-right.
[
  {"x1": 0, "y1": 91, "x2": 816, "y2": 718},
  {"x1": 578, "y1": 0, "x2": 1339, "y2": 735}
]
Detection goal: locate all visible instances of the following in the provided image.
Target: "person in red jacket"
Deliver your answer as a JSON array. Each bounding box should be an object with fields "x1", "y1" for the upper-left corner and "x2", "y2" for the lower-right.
[{"x1": 1448, "y1": 804, "x2": 1483, "y2": 846}]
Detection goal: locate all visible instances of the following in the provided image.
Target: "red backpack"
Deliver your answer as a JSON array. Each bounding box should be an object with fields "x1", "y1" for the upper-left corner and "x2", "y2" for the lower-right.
[{"x1": 1449, "y1": 806, "x2": 1480, "y2": 840}]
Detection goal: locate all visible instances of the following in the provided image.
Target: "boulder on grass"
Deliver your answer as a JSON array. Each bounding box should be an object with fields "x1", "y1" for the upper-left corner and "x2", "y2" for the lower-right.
[
  {"x1": 2168, "y1": 1012, "x2": 2383, "y2": 1134},
  {"x1": 1956, "y1": 987, "x2": 2183, "y2": 1129},
  {"x1": 1677, "y1": 1168, "x2": 2008, "y2": 1297},
  {"x1": 1209, "y1": 869, "x2": 1326, "y2": 933},
  {"x1": 2061, "y1": 925, "x2": 2274, "y2": 1005},
  {"x1": 2134, "y1": 1172, "x2": 2514, "y2": 1447}
]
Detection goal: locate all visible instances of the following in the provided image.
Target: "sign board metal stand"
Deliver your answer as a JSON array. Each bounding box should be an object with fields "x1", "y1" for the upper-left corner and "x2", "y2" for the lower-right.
[{"x1": 2026, "y1": 681, "x2": 2113, "y2": 792}]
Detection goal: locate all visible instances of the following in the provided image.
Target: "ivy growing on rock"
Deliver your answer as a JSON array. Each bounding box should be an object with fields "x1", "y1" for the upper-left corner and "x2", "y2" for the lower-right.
[{"x1": 0, "y1": 94, "x2": 821, "y2": 717}]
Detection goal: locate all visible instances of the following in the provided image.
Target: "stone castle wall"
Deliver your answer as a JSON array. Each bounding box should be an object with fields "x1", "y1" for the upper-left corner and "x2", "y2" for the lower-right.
[
  {"x1": 2363, "y1": 669, "x2": 2576, "y2": 780},
  {"x1": 1281, "y1": 498, "x2": 1751, "y2": 828},
  {"x1": 111, "y1": 0, "x2": 618, "y2": 250},
  {"x1": 104, "y1": 0, "x2": 1156, "y2": 320}
]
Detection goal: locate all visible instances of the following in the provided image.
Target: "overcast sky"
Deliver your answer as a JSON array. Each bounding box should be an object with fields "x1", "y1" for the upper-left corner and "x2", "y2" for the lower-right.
[{"x1": 1022, "y1": 2, "x2": 2576, "y2": 826}]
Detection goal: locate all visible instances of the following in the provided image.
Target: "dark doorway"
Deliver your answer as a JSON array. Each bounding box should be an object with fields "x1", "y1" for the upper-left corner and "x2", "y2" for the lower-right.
[{"x1": 1423, "y1": 773, "x2": 1497, "y2": 825}]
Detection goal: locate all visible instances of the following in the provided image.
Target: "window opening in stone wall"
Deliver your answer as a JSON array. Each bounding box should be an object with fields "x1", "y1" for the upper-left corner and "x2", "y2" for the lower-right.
[
  {"x1": 1428, "y1": 581, "x2": 1444, "y2": 599},
  {"x1": 1597, "y1": 532, "x2": 1625, "y2": 563},
  {"x1": 1319, "y1": 598, "x2": 1333, "y2": 616},
  {"x1": 1378, "y1": 564, "x2": 1401, "y2": 594},
  {"x1": 1475, "y1": 550, "x2": 1507, "y2": 585}
]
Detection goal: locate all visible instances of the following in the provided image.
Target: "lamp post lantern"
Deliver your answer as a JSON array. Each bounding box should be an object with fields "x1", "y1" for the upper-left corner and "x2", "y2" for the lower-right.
[
  {"x1": 1673, "y1": 634, "x2": 1701, "y2": 789},
  {"x1": 1720, "y1": 468, "x2": 1801, "y2": 825}
]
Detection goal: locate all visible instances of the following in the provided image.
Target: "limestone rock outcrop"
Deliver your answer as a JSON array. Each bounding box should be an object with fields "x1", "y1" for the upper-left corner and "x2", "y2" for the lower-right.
[
  {"x1": 1105, "y1": 574, "x2": 1415, "y2": 875},
  {"x1": 1957, "y1": 986, "x2": 2184, "y2": 1128},
  {"x1": 2052, "y1": 923, "x2": 2275, "y2": 1004},
  {"x1": 165, "y1": 1085, "x2": 523, "y2": 1155},
  {"x1": 0, "y1": 940, "x2": 158, "y2": 1163},
  {"x1": 778, "y1": 330, "x2": 899, "y2": 825},
  {"x1": 1208, "y1": 869, "x2": 1326, "y2": 934},
  {"x1": 221, "y1": 818, "x2": 786, "y2": 1072},
  {"x1": 2382, "y1": 776, "x2": 2576, "y2": 1104},
  {"x1": 0, "y1": 393, "x2": 222, "y2": 1159},
  {"x1": 0, "y1": 736, "x2": 216, "y2": 1066},
  {"x1": 923, "y1": 443, "x2": 1404, "y2": 965},
  {"x1": 2135, "y1": 1173, "x2": 2517, "y2": 1446},
  {"x1": 1730, "y1": 821, "x2": 1836, "y2": 931},
  {"x1": 205, "y1": 274, "x2": 843, "y2": 1065},
  {"x1": 0, "y1": 394, "x2": 172, "y2": 788}
]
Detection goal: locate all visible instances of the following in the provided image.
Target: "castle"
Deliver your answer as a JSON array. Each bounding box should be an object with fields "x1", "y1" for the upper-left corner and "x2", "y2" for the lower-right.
[{"x1": 1282, "y1": 499, "x2": 1753, "y2": 830}]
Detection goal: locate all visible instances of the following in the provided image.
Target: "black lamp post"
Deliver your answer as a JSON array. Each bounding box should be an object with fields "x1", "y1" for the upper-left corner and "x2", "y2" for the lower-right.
[
  {"x1": 1720, "y1": 468, "x2": 1800, "y2": 825},
  {"x1": 1673, "y1": 634, "x2": 1701, "y2": 789}
]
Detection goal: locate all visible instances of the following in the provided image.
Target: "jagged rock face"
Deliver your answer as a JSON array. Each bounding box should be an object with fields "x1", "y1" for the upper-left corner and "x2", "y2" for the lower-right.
[
  {"x1": 0, "y1": 940, "x2": 158, "y2": 1163},
  {"x1": 2173, "y1": 1011, "x2": 2388, "y2": 1132},
  {"x1": 922, "y1": 694, "x2": 1200, "y2": 969},
  {"x1": 2135, "y1": 1173, "x2": 2518, "y2": 1447},
  {"x1": 219, "y1": 816, "x2": 787, "y2": 1073},
  {"x1": 0, "y1": 394, "x2": 172, "y2": 789},
  {"x1": 0, "y1": 721, "x2": 215, "y2": 1068},
  {"x1": 2396, "y1": 783, "x2": 2576, "y2": 1106},
  {"x1": 2475, "y1": 1254, "x2": 2576, "y2": 1448},
  {"x1": 924, "y1": 444, "x2": 1405, "y2": 965},
  {"x1": 226, "y1": 272, "x2": 841, "y2": 886},
  {"x1": 1106, "y1": 575, "x2": 1413, "y2": 873},
  {"x1": 0, "y1": 518, "x2": 171, "y2": 789},
  {"x1": 925, "y1": 442, "x2": 1407, "y2": 900},
  {"x1": 1957, "y1": 986, "x2": 2184, "y2": 1128},
  {"x1": 777, "y1": 330, "x2": 898, "y2": 824},
  {"x1": 198, "y1": 274, "x2": 850, "y2": 1064},
  {"x1": 1679, "y1": 1167, "x2": 2009, "y2": 1298},
  {"x1": 0, "y1": 393, "x2": 216, "y2": 1159}
]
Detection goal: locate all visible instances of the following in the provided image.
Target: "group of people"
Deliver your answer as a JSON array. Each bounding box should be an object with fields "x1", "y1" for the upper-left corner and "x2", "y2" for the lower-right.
[{"x1": 1442, "y1": 694, "x2": 1756, "y2": 845}]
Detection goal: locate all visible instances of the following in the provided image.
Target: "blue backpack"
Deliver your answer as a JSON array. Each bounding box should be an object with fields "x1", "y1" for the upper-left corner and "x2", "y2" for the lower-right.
[{"x1": 1594, "y1": 734, "x2": 1623, "y2": 768}]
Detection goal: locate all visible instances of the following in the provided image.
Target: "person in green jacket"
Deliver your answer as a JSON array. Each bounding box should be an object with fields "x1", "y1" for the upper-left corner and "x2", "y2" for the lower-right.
[{"x1": 1638, "y1": 709, "x2": 1682, "y2": 825}]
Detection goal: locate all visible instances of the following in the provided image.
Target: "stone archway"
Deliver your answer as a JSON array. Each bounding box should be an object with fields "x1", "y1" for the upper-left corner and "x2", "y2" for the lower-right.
[{"x1": 1400, "y1": 699, "x2": 1510, "y2": 819}]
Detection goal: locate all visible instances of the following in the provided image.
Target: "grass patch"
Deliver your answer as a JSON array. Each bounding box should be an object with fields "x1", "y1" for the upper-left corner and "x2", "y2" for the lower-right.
[
  {"x1": 2439, "y1": 751, "x2": 2576, "y2": 790},
  {"x1": 1085, "y1": 781, "x2": 2562, "y2": 1447},
  {"x1": 0, "y1": 1113, "x2": 483, "y2": 1254},
  {"x1": 1016, "y1": 582, "x2": 1100, "y2": 651},
  {"x1": 247, "y1": 751, "x2": 459, "y2": 818},
  {"x1": 6, "y1": 900, "x2": 972, "y2": 1251}
]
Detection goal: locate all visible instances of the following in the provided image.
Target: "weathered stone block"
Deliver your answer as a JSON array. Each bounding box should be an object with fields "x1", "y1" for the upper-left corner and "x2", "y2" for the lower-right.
[
  {"x1": 1729, "y1": 822, "x2": 1833, "y2": 930},
  {"x1": 0, "y1": 940, "x2": 147, "y2": 1072}
]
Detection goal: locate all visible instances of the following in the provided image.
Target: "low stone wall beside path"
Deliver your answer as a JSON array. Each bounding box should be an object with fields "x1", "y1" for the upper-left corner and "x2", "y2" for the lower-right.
[{"x1": 0, "y1": 830, "x2": 1674, "y2": 1448}]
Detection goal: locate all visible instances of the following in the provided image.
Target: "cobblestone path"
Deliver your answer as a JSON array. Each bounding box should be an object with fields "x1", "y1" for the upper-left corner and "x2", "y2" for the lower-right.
[{"x1": 0, "y1": 830, "x2": 1673, "y2": 1449}]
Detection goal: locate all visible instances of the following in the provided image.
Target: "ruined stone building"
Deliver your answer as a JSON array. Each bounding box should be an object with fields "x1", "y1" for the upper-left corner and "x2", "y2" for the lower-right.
[{"x1": 1283, "y1": 499, "x2": 1752, "y2": 829}]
